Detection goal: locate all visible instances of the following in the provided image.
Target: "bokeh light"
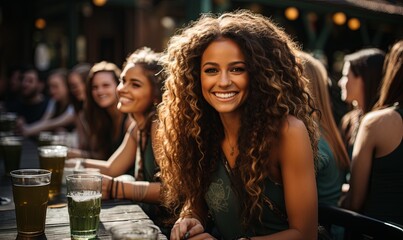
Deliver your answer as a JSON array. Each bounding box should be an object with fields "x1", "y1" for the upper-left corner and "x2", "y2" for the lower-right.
[
  {"x1": 333, "y1": 12, "x2": 346, "y2": 25},
  {"x1": 348, "y1": 18, "x2": 361, "y2": 30},
  {"x1": 285, "y1": 7, "x2": 299, "y2": 21},
  {"x1": 35, "y1": 18, "x2": 46, "y2": 29},
  {"x1": 93, "y1": 0, "x2": 107, "y2": 7}
]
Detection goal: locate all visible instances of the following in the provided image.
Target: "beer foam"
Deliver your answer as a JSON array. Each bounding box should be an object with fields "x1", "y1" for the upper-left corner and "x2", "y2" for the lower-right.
[
  {"x1": 68, "y1": 192, "x2": 101, "y2": 202},
  {"x1": 38, "y1": 146, "x2": 68, "y2": 157},
  {"x1": 0, "y1": 137, "x2": 22, "y2": 146},
  {"x1": 13, "y1": 182, "x2": 50, "y2": 187}
]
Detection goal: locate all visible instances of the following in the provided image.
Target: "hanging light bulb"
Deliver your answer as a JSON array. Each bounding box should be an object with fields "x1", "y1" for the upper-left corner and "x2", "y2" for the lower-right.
[
  {"x1": 333, "y1": 12, "x2": 346, "y2": 25},
  {"x1": 348, "y1": 18, "x2": 360, "y2": 30},
  {"x1": 285, "y1": 7, "x2": 299, "y2": 21},
  {"x1": 93, "y1": 0, "x2": 107, "y2": 7},
  {"x1": 35, "y1": 18, "x2": 46, "y2": 30}
]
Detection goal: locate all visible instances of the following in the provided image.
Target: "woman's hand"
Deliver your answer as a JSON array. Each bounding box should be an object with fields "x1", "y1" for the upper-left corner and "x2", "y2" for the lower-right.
[
  {"x1": 101, "y1": 174, "x2": 113, "y2": 200},
  {"x1": 170, "y1": 217, "x2": 208, "y2": 240},
  {"x1": 65, "y1": 158, "x2": 81, "y2": 168}
]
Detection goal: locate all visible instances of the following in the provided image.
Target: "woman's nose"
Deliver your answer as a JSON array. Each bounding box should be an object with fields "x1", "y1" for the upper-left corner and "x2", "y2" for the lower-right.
[
  {"x1": 338, "y1": 76, "x2": 346, "y2": 88},
  {"x1": 218, "y1": 72, "x2": 232, "y2": 87},
  {"x1": 117, "y1": 82, "x2": 125, "y2": 92}
]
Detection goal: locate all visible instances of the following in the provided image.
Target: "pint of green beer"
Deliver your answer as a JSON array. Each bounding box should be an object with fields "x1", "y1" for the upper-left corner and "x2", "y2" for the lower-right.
[{"x1": 66, "y1": 174, "x2": 102, "y2": 240}]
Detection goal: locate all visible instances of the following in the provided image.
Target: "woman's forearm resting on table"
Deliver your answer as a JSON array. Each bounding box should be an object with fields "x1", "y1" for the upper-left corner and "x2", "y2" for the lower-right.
[{"x1": 107, "y1": 179, "x2": 160, "y2": 203}]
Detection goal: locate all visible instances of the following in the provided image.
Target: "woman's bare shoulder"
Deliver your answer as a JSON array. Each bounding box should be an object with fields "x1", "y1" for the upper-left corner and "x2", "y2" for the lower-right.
[
  {"x1": 361, "y1": 107, "x2": 401, "y2": 129},
  {"x1": 281, "y1": 115, "x2": 308, "y2": 136}
]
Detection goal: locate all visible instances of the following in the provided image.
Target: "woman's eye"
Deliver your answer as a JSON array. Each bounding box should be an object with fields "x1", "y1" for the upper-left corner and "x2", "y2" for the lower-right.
[
  {"x1": 230, "y1": 67, "x2": 245, "y2": 73},
  {"x1": 204, "y1": 68, "x2": 218, "y2": 74}
]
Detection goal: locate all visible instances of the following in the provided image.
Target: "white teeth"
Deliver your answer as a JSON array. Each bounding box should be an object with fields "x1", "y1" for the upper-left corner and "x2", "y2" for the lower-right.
[
  {"x1": 119, "y1": 97, "x2": 132, "y2": 103},
  {"x1": 214, "y1": 92, "x2": 236, "y2": 99}
]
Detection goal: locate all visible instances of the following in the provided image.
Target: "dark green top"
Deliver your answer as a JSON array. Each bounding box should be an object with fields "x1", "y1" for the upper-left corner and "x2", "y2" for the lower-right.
[
  {"x1": 142, "y1": 135, "x2": 158, "y2": 182},
  {"x1": 205, "y1": 154, "x2": 288, "y2": 239},
  {"x1": 136, "y1": 135, "x2": 171, "y2": 235},
  {"x1": 316, "y1": 136, "x2": 347, "y2": 206}
]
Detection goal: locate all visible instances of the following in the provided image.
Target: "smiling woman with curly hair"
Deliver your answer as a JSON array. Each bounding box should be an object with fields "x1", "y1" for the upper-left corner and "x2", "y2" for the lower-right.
[{"x1": 157, "y1": 10, "x2": 319, "y2": 240}]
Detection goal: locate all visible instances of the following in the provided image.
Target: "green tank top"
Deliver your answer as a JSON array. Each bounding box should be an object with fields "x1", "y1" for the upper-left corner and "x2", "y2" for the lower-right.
[{"x1": 205, "y1": 153, "x2": 289, "y2": 239}]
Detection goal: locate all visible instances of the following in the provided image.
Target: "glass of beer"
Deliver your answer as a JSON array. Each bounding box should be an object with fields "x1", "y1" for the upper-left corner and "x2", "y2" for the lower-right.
[
  {"x1": 0, "y1": 112, "x2": 17, "y2": 134},
  {"x1": 38, "y1": 145, "x2": 68, "y2": 200},
  {"x1": 110, "y1": 222, "x2": 159, "y2": 240},
  {"x1": 66, "y1": 174, "x2": 102, "y2": 240},
  {"x1": 10, "y1": 169, "x2": 51, "y2": 237},
  {"x1": 0, "y1": 136, "x2": 22, "y2": 176},
  {"x1": 37, "y1": 131, "x2": 53, "y2": 147}
]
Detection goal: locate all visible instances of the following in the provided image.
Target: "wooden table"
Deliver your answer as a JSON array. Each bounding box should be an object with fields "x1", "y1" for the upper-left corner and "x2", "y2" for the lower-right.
[
  {"x1": 0, "y1": 200, "x2": 167, "y2": 239},
  {"x1": 0, "y1": 138, "x2": 167, "y2": 239}
]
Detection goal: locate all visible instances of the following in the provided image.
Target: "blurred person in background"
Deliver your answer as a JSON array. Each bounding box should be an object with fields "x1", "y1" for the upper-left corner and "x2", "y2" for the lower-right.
[
  {"x1": 299, "y1": 51, "x2": 350, "y2": 207},
  {"x1": 67, "y1": 61, "x2": 131, "y2": 160},
  {"x1": 10, "y1": 66, "x2": 50, "y2": 126},
  {"x1": 18, "y1": 68, "x2": 75, "y2": 137},
  {"x1": 3, "y1": 65, "x2": 23, "y2": 111},
  {"x1": 338, "y1": 48, "x2": 385, "y2": 157},
  {"x1": 342, "y1": 40, "x2": 403, "y2": 226},
  {"x1": 65, "y1": 63, "x2": 92, "y2": 153},
  {"x1": 299, "y1": 51, "x2": 350, "y2": 240}
]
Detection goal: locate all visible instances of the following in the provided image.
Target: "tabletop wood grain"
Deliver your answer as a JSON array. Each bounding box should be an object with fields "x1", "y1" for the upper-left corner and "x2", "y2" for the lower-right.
[{"x1": 0, "y1": 201, "x2": 167, "y2": 239}]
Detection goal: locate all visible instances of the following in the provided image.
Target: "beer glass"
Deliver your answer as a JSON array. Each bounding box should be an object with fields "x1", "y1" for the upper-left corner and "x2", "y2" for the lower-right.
[
  {"x1": 38, "y1": 145, "x2": 68, "y2": 199},
  {"x1": 37, "y1": 131, "x2": 53, "y2": 147},
  {"x1": 0, "y1": 112, "x2": 17, "y2": 134},
  {"x1": 66, "y1": 174, "x2": 102, "y2": 240},
  {"x1": 0, "y1": 136, "x2": 22, "y2": 176},
  {"x1": 110, "y1": 222, "x2": 159, "y2": 240},
  {"x1": 10, "y1": 169, "x2": 51, "y2": 237}
]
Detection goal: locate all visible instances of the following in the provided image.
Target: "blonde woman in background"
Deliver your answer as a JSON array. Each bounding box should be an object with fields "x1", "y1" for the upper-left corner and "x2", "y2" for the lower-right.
[
  {"x1": 68, "y1": 61, "x2": 132, "y2": 160},
  {"x1": 299, "y1": 51, "x2": 350, "y2": 207}
]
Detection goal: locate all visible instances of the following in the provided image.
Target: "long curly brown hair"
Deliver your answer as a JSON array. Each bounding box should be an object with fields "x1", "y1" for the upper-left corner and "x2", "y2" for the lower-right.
[{"x1": 157, "y1": 10, "x2": 318, "y2": 226}]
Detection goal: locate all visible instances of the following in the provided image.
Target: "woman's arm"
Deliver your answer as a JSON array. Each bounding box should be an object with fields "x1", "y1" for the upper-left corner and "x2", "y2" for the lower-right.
[
  {"x1": 269, "y1": 116, "x2": 318, "y2": 240},
  {"x1": 104, "y1": 179, "x2": 161, "y2": 204},
  {"x1": 342, "y1": 112, "x2": 378, "y2": 211},
  {"x1": 82, "y1": 122, "x2": 137, "y2": 177},
  {"x1": 23, "y1": 104, "x2": 75, "y2": 137}
]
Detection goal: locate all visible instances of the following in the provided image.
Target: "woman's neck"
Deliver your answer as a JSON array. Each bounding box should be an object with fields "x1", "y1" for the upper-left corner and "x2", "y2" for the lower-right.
[
  {"x1": 220, "y1": 112, "x2": 241, "y2": 167},
  {"x1": 132, "y1": 113, "x2": 146, "y2": 130}
]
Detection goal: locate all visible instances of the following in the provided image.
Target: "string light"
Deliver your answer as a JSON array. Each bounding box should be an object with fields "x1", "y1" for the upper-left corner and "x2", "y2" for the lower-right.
[
  {"x1": 333, "y1": 12, "x2": 346, "y2": 25},
  {"x1": 35, "y1": 18, "x2": 46, "y2": 29},
  {"x1": 93, "y1": 0, "x2": 107, "y2": 7},
  {"x1": 348, "y1": 18, "x2": 361, "y2": 30},
  {"x1": 285, "y1": 7, "x2": 299, "y2": 21}
]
